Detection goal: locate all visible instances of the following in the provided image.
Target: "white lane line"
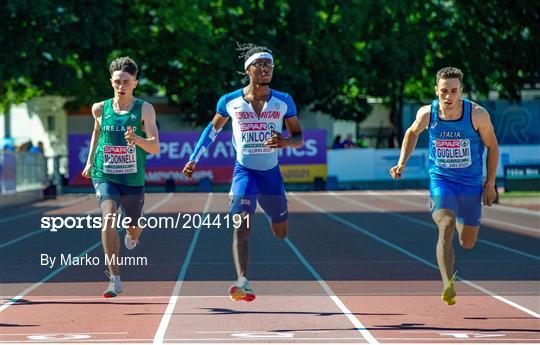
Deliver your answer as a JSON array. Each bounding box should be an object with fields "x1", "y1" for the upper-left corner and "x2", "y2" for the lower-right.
[
  {"x1": 285, "y1": 237, "x2": 378, "y2": 344},
  {"x1": 0, "y1": 195, "x2": 92, "y2": 224},
  {"x1": 1, "y1": 191, "x2": 177, "y2": 249},
  {"x1": 476, "y1": 239, "x2": 540, "y2": 261},
  {"x1": 253, "y1": 203, "x2": 377, "y2": 343},
  {"x1": 334, "y1": 192, "x2": 540, "y2": 261},
  {"x1": 0, "y1": 230, "x2": 45, "y2": 249},
  {"x1": 0, "y1": 207, "x2": 101, "y2": 249},
  {"x1": 291, "y1": 193, "x2": 540, "y2": 319},
  {"x1": 153, "y1": 193, "x2": 213, "y2": 344},
  {"x1": 0, "y1": 194, "x2": 173, "y2": 312},
  {"x1": 492, "y1": 203, "x2": 540, "y2": 216},
  {"x1": 482, "y1": 218, "x2": 540, "y2": 235},
  {"x1": 365, "y1": 191, "x2": 540, "y2": 236}
]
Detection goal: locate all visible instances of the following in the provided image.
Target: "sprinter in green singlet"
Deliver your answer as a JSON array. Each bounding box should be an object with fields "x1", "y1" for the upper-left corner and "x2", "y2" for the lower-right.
[{"x1": 82, "y1": 57, "x2": 160, "y2": 298}]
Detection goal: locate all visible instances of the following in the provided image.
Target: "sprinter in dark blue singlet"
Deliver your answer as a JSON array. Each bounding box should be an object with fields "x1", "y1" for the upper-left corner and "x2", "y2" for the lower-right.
[{"x1": 390, "y1": 67, "x2": 499, "y2": 305}]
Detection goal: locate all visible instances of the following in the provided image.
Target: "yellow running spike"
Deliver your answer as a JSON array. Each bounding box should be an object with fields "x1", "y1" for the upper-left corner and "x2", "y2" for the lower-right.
[{"x1": 442, "y1": 272, "x2": 457, "y2": 305}]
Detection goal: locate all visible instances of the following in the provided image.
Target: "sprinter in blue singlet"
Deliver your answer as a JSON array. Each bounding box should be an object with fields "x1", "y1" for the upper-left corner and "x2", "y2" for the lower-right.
[
  {"x1": 390, "y1": 67, "x2": 499, "y2": 305},
  {"x1": 182, "y1": 43, "x2": 304, "y2": 302}
]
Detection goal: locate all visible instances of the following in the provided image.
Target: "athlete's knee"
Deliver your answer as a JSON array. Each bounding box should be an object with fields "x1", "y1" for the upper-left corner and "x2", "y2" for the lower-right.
[
  {"x1": 273, "y1": 231, "x2": 287, "y2": 240},
  {"x1": 457, "y1": 224, "x2": 479, "y2": 249},
  {"x1": 459, "y1": 232, "x2": 478, "y2": 249},
  {"x1": 437, "y1": 217, "x2": 455, "y2": 233},
  {"x1": 437, "y1": 218, "x2": 455, "y2": 243},
  {"x1": 459, "y1": 238, "x2": 476, "y2": 249},
  {"x1": 100, "y1": 199, "x2": 117, "y2": 217},
  {"x1": 271, "y1": 222, "x2": 288, "y2": 240}
]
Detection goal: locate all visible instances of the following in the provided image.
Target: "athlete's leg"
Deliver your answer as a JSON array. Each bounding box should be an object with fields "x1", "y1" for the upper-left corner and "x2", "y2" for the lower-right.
[
  {"x1": 270, "y1": 220, "x2": 287, "y2": 239},
  {"x1": 432, "y1": 209, "x2": 456, "y2": 287},
  {"x1": 120, "y1": 185, "x2": 145, "y2": 249},
  {"x1": 229, "y1": 164, "x2": 257, "y2": 278},
  {"x1": 94, "y1": 181, "x2": 122, "y2": 276},
  {"x1": 257, "y1": 165, "x2": 288, "y2": 239},
  {"x1": 456, "y1": 185, "x2": 483, "y2": 249},
  {"x1": 101, "y1": 200, "x2": 121, "y2": 275},
  {"x1": 430, "y1": 177, "x2": 460, "y2": 305},
  {"x1": 232, "y1": 211, "x2": 252, "y2": 277},
  {"x1": 429, "y1": 178, "x2": 459, "y2": 287},
  {"x1": 457, "y1": 224, "x2": 480, "y2": 249},
  {"x1": 258, "y1": 195, "x2": 288, "y2": 239}
]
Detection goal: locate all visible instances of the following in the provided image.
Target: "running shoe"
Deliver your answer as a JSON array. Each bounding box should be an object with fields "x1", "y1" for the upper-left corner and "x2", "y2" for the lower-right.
[
  {"x1": 103, "y1": 271, "x2": 123, "y2": 298},
  {"x1": 228, "y1": 276, "x2": 256, "y2": 302},
  {"x1": 441, "y1": 272, "x2": 457, "y2": 305}
]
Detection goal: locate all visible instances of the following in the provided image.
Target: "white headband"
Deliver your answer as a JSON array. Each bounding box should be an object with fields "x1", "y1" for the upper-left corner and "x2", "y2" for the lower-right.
[{"x1": 244, "y1": 52, "x2": 273, "y2": 70}]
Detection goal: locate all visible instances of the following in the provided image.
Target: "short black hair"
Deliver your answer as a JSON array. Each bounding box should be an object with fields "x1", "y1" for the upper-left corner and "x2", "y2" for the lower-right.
[
  {"x1": 236, "y1": 42, "x2": 272, "y2": 83},
  {"x1": 109, "y1": 56, "x2": 138, "y2": 78},
  {"x1": 436, "y1": 67, "x2": 463, "y2": 85}
]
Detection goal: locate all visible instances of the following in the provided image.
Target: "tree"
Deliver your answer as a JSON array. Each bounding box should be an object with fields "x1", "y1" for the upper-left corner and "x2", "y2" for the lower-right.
[{"x1": 2, "y1": 0, "x2": 537, "y2": 134}]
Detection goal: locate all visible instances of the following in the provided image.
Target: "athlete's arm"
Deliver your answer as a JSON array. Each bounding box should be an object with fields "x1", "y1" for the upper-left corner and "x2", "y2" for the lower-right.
[
  {"x1": 266, "y1": 116, "x2": 304, "y2": 149},
  {"x1": 182, "y1": 113, "x2": 229, "y2": 178},
  {"x1": 125, "y1": 102, "x2": 160, "y2": 155},
  {"x1": 389, "y1": 105, "x2": 430, "y2": 179},
  {"x1": 82, "y1": 102, "x2": 103, "y2": 179},
  {"x1": 473, "y1": 104, "x2": 499, "y2": 206}
]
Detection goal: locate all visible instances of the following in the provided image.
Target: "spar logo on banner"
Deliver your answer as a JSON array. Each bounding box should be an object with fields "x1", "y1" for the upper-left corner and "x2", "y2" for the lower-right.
[
  {"x1": 435, "y1": 139, "x2": 472, "y2": 168},
  {"x1": 68, "y1": 129, "x2": 327, "y2": 186}
]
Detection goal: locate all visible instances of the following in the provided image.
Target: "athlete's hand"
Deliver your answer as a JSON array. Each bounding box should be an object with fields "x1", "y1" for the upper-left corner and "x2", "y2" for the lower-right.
[
  {"x1": 389, "y1": 164, "x2": 405, "y2": 179},
  {"x1": 482, "y1": 181, "x2": 497, "y2": 206},
  {"x1": 265, "y1": 130, "x2": 289, "y2": 148},
  {"x1": 125, "y1": 126, "x2": 139, "y2": 146},
  {"x1": 182, "y1": 160, "x2": 196, "y2": 178},
  {"x1": 82, "y1": 163, "x2": 92, "y2": 179}
]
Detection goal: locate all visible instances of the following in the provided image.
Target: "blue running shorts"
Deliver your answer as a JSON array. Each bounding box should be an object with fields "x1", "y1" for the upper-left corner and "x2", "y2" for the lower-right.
[
  {"x1": 230, "y1": 161, "x2": 288, "y2": 223},
  {"x1": 93, "y1": 179, "x2": 145, "y2": 227},
  {"x1": 429, "y1": 175, "x2": 483, "y2": 226}
]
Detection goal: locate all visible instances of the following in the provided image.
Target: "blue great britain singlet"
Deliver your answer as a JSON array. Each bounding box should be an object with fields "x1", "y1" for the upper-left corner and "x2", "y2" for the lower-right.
[
  {"x1": 428, "y1": 99, "x2": 484, "y2": 185},
  {"x1": 216, "y1": 88, "x2": 297, "y2": 171}
]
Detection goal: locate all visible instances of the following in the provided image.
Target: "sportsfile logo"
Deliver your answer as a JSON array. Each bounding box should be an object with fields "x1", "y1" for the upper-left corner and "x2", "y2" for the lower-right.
[{"x1": 240, "y1": 122, "x2": 267, "y2": 132}]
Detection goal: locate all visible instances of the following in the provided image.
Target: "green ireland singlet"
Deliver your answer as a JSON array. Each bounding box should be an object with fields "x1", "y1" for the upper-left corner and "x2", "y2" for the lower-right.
[{"x1": 91, "y1": 98, "x2": 147, "y2": 186}]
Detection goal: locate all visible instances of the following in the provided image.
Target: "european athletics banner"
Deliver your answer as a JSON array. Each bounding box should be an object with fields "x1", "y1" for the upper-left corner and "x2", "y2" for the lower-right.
[{"x1": 68, "y1": 129, "x2": 327, "y2": 186}]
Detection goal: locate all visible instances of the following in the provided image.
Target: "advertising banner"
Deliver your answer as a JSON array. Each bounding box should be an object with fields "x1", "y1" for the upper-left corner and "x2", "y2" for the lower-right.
[{"x1": 68, "y1": 129, "x2": 327, "y2": 185}]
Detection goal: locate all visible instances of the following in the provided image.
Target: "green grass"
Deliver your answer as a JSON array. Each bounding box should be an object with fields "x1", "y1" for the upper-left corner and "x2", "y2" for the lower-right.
[{"x1": 499, "y1": 191, "x2": 540, "y2": 199}]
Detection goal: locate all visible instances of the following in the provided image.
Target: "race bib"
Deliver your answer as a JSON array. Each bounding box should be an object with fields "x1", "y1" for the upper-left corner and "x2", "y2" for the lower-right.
[
  {"x1": 103, "y1": 145, "x2": 137, "y2": 174},
  {"x1": 239, "y1": 122, "x2": 276, "y2": 155},
  {"x1": 434, "y1": 139, "x2": 472, "y2": 168}
]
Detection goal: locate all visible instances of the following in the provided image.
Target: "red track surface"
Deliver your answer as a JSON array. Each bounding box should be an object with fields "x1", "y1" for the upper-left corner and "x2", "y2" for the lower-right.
[{"x1": 1, "y1": 191, "x2": 539, "y2": 343}]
